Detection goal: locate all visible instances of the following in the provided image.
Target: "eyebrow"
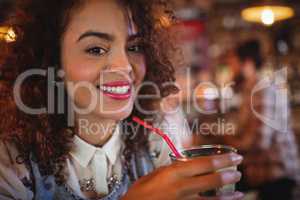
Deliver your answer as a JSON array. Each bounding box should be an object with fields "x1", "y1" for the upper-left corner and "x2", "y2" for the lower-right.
[
  {"x1": 77, "y1": 31, "x2": 115, "y2": 42},
  {"x1": 77, "y1": 30, "x2": 142, "y2": 43}
]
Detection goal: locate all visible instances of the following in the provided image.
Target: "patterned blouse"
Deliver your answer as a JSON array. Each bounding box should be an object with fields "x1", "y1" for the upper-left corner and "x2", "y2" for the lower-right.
[{"x1": 0, "y1": 108, "x2": 191, "y2": 200}]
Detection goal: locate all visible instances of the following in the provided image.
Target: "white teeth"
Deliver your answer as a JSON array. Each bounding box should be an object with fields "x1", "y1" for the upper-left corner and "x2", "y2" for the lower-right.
[
  {"x1": 98, "y1": 85, "x2": 130, "y2": 94},
  {"x1": 121, "y1": 87, "x2": 126, "y2": 93}
]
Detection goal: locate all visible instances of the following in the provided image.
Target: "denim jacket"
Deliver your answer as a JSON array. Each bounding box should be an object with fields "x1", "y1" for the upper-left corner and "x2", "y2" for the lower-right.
[{"x1": 28, "y1": 150, "x2": 154, "y2": 200}]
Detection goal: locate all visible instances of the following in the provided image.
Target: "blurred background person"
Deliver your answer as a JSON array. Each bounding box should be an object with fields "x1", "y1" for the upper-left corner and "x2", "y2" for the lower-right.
[
  {"x1": 222, "y1": 39, "x2": 300, "y2": 200},
  {"x1": 170, "y1": 1, "x2": 300, "y2": 199}
]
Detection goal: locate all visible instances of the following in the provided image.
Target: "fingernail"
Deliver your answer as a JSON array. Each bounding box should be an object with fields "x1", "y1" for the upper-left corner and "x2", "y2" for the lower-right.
[
  {"x1": 234, "y1": 192, "x2": 245, "y2": 199},
  {"x1": 231, "y1": 153, "x2": 243, "y2": 164},
  {"x1": 235, "y1": 191, "x2": 245, "y2": 198},
  {"x1": 236, "y1": 171, "x2": 242, "y2": 179},
  {"x1": 222, "y1": 171, "x2": 241, "y2": 183}
]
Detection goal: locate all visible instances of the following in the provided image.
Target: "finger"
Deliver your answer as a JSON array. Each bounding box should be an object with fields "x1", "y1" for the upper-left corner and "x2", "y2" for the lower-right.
[
  {"x1": 230, "y1": 192, "x2": 245, "y2": 200},
  {"x1": 184, "y1": 195, "x2": 204, "y2": 200},
  {"x1": 203, "y1": 192, "x2": 245, "y2": 200},
  {"x1": 172, "y1": 153, "x2": 243, "y2": 178},
  {"x1": 185, "y1": 192, "x2": 244, "y2": 200},
  {"x1": 178, "y1": 170, "x2": 242, "y2": 195},
  {"x1": 198, "y1": 192, "x2": 245, "y2": 200}
]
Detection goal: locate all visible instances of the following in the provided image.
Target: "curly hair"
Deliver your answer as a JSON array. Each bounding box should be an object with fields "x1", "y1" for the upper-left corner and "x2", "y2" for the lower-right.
[{"x1": 0, "y1": 0, "x2": 179, "y2": 184}]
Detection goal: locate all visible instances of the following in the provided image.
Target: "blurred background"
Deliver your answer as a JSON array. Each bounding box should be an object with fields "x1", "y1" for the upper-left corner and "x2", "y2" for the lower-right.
[
  {"x1": 169, "y1": 0, "x2": 300, "y2": 199},
  {"x1": 1, "y1": 0, "x2": 300, "y2": 199},
  {"x1": 170, "y1": 0, "x2": 300, "y2": 200}
]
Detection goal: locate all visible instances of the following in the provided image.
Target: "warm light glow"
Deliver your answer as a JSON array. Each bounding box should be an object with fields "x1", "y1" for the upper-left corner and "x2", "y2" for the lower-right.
[
  {"x1": 0, "y1": 26, "x2": 17, "y2": 42},
  {"x1": 5, "y1": 28, "x2": 16, "y2": 42},
  {"x1": 261, "y1": 8, "x2": 275, "y2": 25},
  {"x1": 242, "y1": 5, "x2": 295, "y2": 26}
]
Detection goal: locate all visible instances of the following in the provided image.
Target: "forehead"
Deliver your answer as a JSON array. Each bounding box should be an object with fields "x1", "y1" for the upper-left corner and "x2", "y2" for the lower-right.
[{"x1": 66, "y1": 0, "x2": 138, "y2": 39}]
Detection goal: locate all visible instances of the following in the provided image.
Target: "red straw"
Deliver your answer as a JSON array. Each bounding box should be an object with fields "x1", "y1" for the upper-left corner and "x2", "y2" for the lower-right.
[{"x1": 132, "y1": 116, "x2": 182, "y2": 158}]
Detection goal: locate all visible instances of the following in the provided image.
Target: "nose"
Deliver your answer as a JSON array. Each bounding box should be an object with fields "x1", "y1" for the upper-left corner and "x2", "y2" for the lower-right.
[{"x1": 108, "y1": 51, "x2": 133, "y2": 75}]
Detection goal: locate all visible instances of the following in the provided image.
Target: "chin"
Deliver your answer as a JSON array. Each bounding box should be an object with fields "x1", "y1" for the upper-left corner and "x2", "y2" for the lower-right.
[{"x1": 93, "y1": 105, "x2": 134, "y2": 121}]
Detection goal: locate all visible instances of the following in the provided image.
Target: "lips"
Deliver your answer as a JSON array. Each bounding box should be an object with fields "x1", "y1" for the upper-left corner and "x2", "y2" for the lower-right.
[{"x1": 96, "y1": 81, "x2": 132, "y2": 100}]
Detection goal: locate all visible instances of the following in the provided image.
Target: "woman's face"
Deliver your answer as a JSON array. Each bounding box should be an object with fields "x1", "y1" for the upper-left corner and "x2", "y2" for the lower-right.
[{"x1": 61, "y1": 0, "x2": 146, "y2": 121}]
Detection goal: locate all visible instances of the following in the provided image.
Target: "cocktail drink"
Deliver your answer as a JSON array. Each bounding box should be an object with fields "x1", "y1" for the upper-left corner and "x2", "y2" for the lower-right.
[{"x1": 170, "y1": 145, "x2": 238, "y2": 197}]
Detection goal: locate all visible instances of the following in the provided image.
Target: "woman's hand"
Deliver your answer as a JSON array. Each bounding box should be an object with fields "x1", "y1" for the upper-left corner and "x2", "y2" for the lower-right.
[{"x1": 122, "y1": 153, "x2": 243, "y2": 200}]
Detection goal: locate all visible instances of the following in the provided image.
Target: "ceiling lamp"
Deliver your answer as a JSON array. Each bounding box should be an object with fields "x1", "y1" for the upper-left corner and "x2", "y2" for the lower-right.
[
  {"x1": 241, "y1": 1, "x2": 295, "y2": 26},
  {"x1": 0, "y1": 26, "x2": 16, "y2": 42}
]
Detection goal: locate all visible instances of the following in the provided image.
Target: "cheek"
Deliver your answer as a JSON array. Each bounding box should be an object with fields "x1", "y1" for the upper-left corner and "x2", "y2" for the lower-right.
[
  {"x1": 65, "y1": 64, "x2": 98, "y2": 82},
  {"x1": 63, "y1": 56, "x2": 101, "y2": 82},
  {"x1": 61, "y1": 39, "x2": 100, "y2": 82},
  {"x1": 137, "y1": 64, "x2": 146, "y2": 83},
  {"x1": 133, "y1": 57, "x2": 146, "y2": 85}
]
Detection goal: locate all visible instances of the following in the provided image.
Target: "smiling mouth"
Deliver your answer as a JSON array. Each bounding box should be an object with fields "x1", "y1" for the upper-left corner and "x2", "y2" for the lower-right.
[{"x1": 96, "y1": 81, "x2": 132, "y2": 100}]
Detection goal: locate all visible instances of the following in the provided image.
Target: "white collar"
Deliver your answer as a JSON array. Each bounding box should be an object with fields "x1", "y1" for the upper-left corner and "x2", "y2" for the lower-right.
[{"x1": 69, "y1": 125, "x2": 122, "y2": 168}]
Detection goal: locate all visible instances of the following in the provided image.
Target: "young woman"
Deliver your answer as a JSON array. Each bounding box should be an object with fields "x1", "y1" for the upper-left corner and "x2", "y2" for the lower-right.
[{"x1": 0, "y1": 0, "x2": 243, "y2": 199}]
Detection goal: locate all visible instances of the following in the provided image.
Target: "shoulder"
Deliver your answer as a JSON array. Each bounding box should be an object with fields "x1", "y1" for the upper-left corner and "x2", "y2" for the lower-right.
[
  {"x1": 0, "y1": 141, "x2": 25, "y2": 173},
  {"x1": 0, "y1": 140, "x2": 33, "y2": 200},
  {"x1": 157, "y1": 106, "x2": 192, "y2": 146},
  {"x1": 149, "y1": 107, "x2": 192, "y2": 167}
]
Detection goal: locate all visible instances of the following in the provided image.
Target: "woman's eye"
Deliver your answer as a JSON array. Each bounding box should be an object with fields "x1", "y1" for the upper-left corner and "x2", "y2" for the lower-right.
[
  {"x1": 85, "y1": 47, "x2": 107, "y2": 56},
  {"x1": 128, "y1": 44, "x2": 144, "y2": 53}
]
